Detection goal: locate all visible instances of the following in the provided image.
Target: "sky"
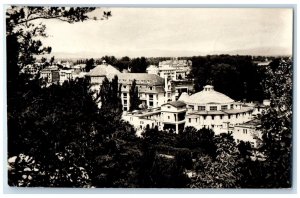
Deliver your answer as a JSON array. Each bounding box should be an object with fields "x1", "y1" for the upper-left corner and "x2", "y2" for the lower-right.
[{"x1": 40, "y1": 8, "x2": 293, "y2": 58}]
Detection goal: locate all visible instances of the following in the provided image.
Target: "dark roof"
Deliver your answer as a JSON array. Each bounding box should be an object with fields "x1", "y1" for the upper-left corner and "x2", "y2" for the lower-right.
[
  {"x1": 236, "y1": 119, "x2": 261, "y2": 128},
  {"x1": 163, "y1": 100, "x2": 186, "y2": 107},
  {"x1": 108, "y1": 73, "x2": 164, "y2": 86}
]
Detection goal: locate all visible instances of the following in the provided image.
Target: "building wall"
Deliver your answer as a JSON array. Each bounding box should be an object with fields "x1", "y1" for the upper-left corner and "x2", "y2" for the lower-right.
[
  {"x1": 89, "y1": 75, "x2": 165, "y2": 111},
  {"x1": 122, "y1": 111, "x2": 162, "y2": 136},
  {"x1": 41, "y1": 70, "x2": 59, "y2": 84},
  {"x1": 232, "y1": 125, "x2": 262, "y2": 148},
  {"x1": 185, "y1": 111, "x2": 253, "y2": 135}
]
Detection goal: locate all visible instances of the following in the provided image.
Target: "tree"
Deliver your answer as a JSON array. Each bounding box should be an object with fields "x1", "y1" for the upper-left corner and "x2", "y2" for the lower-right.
[
  {"x1": 189, "y1": 133, "x2": 242, "y2": 188},
  {"x1": 8, "y1": 79, "x2": 100, "y2": 187},
  {"x1": 211, "y1": 63, "x2": 242, "y2": 101},
  {"x1": 85, "y1": 58, "x2": 95, "y2": 72},
  {"x1": 177, "y1": 127, "x2": 216, "y2": 158},
  {"x1": 237, "y1": 141, "x2": 252, "y2": 160},
  {"x1": 99, "y1": 76, "x2": 123, "y2": 122},
  {"x1": 129, "y1": 79, "x2": 140, "y2": 111},
  {"x1": 188, "y1": 55, "x2": 264, "y2": 101},
  {"x1": 50, "y1": 56, "x2": 55, "y2": 65},
  {"x1": 137, "y1": 144, "x2": 189, "y2": 188},
  {"x1": 129, "y1": 57, "x2": 148, "y2": 73},
  {"x1": 259, "y1": 59, "x2": 292, "y2": 188},
  {"x1": 7, "y1": 6, "x2": 112, "y2": 187}
]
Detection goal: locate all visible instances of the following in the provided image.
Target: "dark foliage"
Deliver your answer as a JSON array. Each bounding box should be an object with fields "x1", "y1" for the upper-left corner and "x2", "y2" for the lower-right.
[{"x1": 189, "y1": 55, "x2": 265, "y2": 101}]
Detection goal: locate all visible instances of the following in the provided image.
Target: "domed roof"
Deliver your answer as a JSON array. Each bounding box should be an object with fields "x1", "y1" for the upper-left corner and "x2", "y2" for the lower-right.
[
  {"x1": 178, "y1": 92, "x2": 190, "y2": 102},
  {"x1": 185, "y1": 85, "x2": 234, "y2": 104},
  {"x1": 86, "y1": 63, "x2": 120, "y2": 77}
]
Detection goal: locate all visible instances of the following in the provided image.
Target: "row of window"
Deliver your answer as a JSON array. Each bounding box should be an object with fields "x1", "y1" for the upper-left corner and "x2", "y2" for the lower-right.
[
  {"x1": 188, "y1": 113, "x2": 249, "y2": 121},
  {"x1": 190, "y1": 104, "x2": 235, "y2": 111},
  {"x1": 122, "y1": 93, "x2": 155, "y2": 99},
  {"x1": 122, "y1": 85, "x2": 153, "y2": 89}
]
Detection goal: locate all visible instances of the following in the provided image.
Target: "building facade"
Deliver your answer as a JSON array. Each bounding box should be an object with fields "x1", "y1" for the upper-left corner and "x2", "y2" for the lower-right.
[
  {"x1": 232, "y1": 119, "x2": 262, "y2": 148},
  {"x1": 182, "y1": 85, "x2": 254, "y2": 134},
  {"x1": 86, "y1": 61, "x2": 165, "y2": 111},
  {"x1": 122, "y1": 108, "x2": 162, "y2": 136},
  {"x1": 161, "y1": 101, "x2": 187, "y2": 133},
  {"x1": 40, "y1": 66, "x2": 60, "y2": 84},
  {"x1": 157, "y1": 58, "x2": 192, "y2": 80}
]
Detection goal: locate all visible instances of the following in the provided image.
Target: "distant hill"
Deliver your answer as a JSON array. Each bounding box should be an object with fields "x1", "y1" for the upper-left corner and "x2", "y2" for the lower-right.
[{"x1": 37, "y1": 46, "x2": 292, "y2": 59}]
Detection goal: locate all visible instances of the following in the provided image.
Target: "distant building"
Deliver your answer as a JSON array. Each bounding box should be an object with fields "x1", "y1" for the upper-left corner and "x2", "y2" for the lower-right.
[
  {"x1": 146, "y1": 65, "x2": 159, "y2": 75},
  {"x1": 146, "y1": 58, "x2": 192, "y2": 81},
  {"x1": 86, "y1": 60, "x2": 121, "y2": 91},
  {"x1": 40, "y1": 66, "x2": 60, "y2": 84},
  {"x1": 72, "y1": 64, "x2": 87, "y2": 72},
  {"x1": 157, "y1": 58, "x2": 192, "y2": 80},
  {"x1": 59, "y1": 69, "x2": 73, "y2": 84},
  {"x1": 59, "y1": 69, "x2": 87, "y2": 85},
  {"x1": 146, "y1": 58, "x2": 194, "y2": 102}
]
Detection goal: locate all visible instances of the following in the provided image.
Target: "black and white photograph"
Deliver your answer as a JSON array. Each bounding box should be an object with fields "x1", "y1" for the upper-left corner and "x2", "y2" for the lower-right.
[{"x1": 5, "y1": 4, "x2": 294, "y2": 189}]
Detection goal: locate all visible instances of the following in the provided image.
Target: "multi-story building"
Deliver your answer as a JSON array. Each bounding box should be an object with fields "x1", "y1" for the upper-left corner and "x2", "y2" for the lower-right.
[
  {"x1": 147, "y1": 58, "x2": 194, "y2": 102},
  {"x1": 40, "y1": 66, "x2": 60, "y2": 84},
  {"x1": 59, "y1": 69, "x2": 87, "y2": 85},
  {"x1": 182, "y1": 85, "x2": 254, "y2": 134},
  {"x1": 161, "y1": 101, "x2": 187, "y2": 133},
  {"x1": 123, "y1": 84, "x2": 266, "y2": 148},
  {"x1": 59, "y1": 69, "x2": 73, "y2": 84},
  {"x1": 86, "y1": 61, "x2": 121, "y2": 92},
  {"x1": 117, "y1": 73, "x2": 165, "y2": 110},
  {"x1": 146, "y1": 65, "x2": 159, "y2": 75},
  {"x1": 157, "y1": 58, "x2": 192, "y2": 80},
  {"x1": 86, "y1": 61, "x2": 165, "y2": 111}
]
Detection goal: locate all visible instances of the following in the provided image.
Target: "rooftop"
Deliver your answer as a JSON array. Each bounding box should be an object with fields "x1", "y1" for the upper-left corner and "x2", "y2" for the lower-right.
[
  {"x1": 108, "y1": 73, "x2": 164, "y2": 86},
  {"x1": 178, "y1": 92, "x2": 190, "y2": 102},
  {"x1": 163, "y1": 100, "x2": 186, "y2": 108},
  {"x1": 86, "y1": 63, "x2": 121, "y2": 77},
  {"x1": 236, "y1": 119, "x2": 261, "y2": 128},
  {"x1": 185, "y1": 85, "x2": 234, "y2": 104}
]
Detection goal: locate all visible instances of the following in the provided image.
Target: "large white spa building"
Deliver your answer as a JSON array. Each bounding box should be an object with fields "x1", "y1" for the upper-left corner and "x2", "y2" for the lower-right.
[
  {"x1": 83, "y1": 60, "x2": 267, "y2": 148},
  {"x1": 123, "y1": 84, "x2": 268, "y2": 147},
  {"x1": 182, "y1": 85, "x2": 254, "y2": 134}
]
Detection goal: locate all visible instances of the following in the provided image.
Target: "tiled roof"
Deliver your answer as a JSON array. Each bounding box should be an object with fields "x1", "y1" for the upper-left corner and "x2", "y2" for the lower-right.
[
  {"x1": 163, "y1": 100, "x2": 186, "y2": 107},
  {"x1": 236, "y1": 119, "x2": 261, "y2": 128},
  {"x1": 86, "y1": 64, "x2": 121, "y2": 76},
  {"x1": 108, "y1": 73, "x2": 164, "y2": 86}
]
